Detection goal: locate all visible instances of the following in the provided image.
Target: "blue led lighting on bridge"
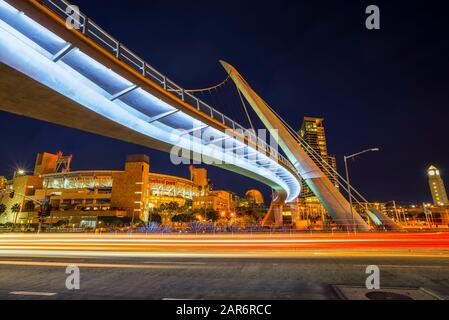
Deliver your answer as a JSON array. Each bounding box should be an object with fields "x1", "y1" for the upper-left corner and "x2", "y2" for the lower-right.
[{"x1": 0, "y1": 0, "x2": 300, "y2": 202}]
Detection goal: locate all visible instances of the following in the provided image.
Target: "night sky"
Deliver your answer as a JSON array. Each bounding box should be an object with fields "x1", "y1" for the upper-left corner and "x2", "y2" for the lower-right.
[{"x1": 1, "y1": 0, "x2": 448, "y2": 204}]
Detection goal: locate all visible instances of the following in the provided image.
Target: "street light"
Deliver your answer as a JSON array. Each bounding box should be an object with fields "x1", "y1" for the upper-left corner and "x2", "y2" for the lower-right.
[
  {"x1": 344, "y1": 148, "x2": 380, "y2": 233},
  {"x1": 14, "y1": 168, "x2": 26, "y2": 178}
]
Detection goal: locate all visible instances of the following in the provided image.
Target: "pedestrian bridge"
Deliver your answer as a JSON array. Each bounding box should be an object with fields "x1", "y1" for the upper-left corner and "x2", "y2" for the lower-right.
[
  {"x1": 0, "y1": 0, "x2": 402, "y2": 231},
  {"x1": 0, "y1": 0, "x2": 301, "y2": 204}
]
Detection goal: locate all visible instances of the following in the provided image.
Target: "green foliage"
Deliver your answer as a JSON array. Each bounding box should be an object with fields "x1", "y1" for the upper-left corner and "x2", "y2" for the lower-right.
[
  {"x1": 151, "y1": 201, "x2": 193, "y2": 217},
  {"x1": 10, "y1": 203, "x2": 21, "y2": 213},
  {"x1": 52, "y1": 220, "x2": 67, "y2": 227},
  {"x1": 184, "y1": 199, "x2": 193, "y2": 208},
  {"x1": 205, "y1": 210, "x2": 219, "y2": 222},
  {"x1": 148, "y1": 213, "x2": 162, "y2": 224},
  {"x1": 24, "y1": 200, "x2": 35, "y2": 212},
  {"x1": 98, "y1": 216, "x2": 134, "y2": 227},
  {"x1": 237, "y1": 206, "x2": 265, "y2": 223},
  {"x1": 172, "y1": 213, "x2": 196, "y2": 223},
  {"x1": 160, "y1": 202, "x2": 180, "y2": 212},
  {"x1": 0, "y1": 204, "x2": 6, "y2": 215}
]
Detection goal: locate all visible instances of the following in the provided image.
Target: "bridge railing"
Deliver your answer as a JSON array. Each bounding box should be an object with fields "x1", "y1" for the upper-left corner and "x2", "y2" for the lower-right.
[{"x1": 37, "y1": 0, "x2": 297, "y2": 175}]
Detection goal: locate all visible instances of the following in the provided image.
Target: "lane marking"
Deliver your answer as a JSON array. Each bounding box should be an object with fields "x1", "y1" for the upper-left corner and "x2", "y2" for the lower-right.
[
  {"x1": 353, "y1": 264, "x2": 445, "y2": 269},
  {"x1": 1, "y1": 250, "x2": 449, "y2": 259},
  {"x1": 162, "y1": 298, "x2": 200, "y2": 300},
  {"x1": 144, "y1": 261, "x2": 206, "y2": 265},
  {"x1": 2, "y1": 238, "x2": 449, "y2": 244},
  {"x1": 0, "y1": 260, "x2": 208, "y2": 269},
  {"x1": 10, "y1": 291, "x2": 57, "y2": 297}
]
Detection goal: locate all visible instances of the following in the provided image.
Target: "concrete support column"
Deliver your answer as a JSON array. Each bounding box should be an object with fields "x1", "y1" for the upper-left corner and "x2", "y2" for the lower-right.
[{"x1": 273, "y1": 203, "x2": 283, "y2": 227}]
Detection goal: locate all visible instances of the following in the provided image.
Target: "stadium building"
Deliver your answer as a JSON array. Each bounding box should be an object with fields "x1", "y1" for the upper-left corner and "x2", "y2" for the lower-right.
[{"x1": 0, "y1": 152, "x2": 212, "y2": 227}]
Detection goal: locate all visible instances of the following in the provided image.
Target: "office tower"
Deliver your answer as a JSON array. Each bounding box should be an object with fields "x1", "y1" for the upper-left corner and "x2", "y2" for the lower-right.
[
  {"x1": 428, "y1": 165, "x2": 449, "y2": 206},
  {"x1": 298, "y1": 117, "x2": 339, "y2": 199}
]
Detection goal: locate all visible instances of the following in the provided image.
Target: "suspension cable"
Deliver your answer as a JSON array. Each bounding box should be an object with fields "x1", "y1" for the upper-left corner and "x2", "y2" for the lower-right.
[
  {"x1": 275, "y1": 105, "x2": 368, "y2": 204},
  {"x1": 253, "y1": 91, "x2": 370, "y2": 206},
  {"x1": 184, "y1": 73, "x2": 232, "y2": 93},
  {"x1": 236, "y1": 86, "x2": 256, "y2": 132}
]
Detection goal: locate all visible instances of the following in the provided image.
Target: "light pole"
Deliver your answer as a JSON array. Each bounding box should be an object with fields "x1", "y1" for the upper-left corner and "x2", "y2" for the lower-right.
[
  {"x1": 344, "y1": 148, "x2": 380, "y2": 233},
  {"x1": 13, "y1": 168, "x2": 26, "y2": 179},
  {"x1": 383, "y1": 200, "x2": 400, "y2": 223}
]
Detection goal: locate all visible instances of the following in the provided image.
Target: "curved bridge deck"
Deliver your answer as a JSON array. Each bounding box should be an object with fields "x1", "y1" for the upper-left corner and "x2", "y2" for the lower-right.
[{"x1": 0, "y1": 0, "x2": 301, "y2": 202}]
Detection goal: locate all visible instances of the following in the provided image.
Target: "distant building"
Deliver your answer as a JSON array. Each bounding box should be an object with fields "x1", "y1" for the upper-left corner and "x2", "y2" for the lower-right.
[
  {"x1": 189, "y1": 165, "x2": 209, "y2": 191},
  {"x1": 428, "y1": 165, "x2": 449, "y2": 206},
  {"x1": 245, "y1": 189, "x2": 265, "y2": 206},
  {"x1": 0, "y1": 176, "x2": 7, "y2": 190},
  {"x1": 193, "y1": 190, "x2": 235, "y2": 215},
  {"x1": 110, "y1": 155, "x2": 151, "y2": 222},
  {"x1": 34, "y1": 152, "x2": 60, "y2": 176},
  {"x1": 383, "y1": 202, "x2": 449, "y2": 227},
  {"x1": 298, "y1": 117, "x2": 339, "y2": 199},
  {"x1": 287, "y1": 117, "x2": 338, "y2": 227},
  {"x1": 0, "y1": 173, "x2": 43, "y2": 224},
  {"x1": 0, "y1": 152, "x2": 205, "y2": 226}
]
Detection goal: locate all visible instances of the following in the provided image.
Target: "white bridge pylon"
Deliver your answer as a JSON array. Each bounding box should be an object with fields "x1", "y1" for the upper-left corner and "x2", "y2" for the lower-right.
[{"x1": 221, "y1": 61, "x2": 371, "y2": 231}]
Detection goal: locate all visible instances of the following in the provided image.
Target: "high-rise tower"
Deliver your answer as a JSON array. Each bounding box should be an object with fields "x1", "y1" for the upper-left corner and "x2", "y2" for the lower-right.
[
  {"x1": 298, "y1": 117, "x2": 339, "y2": 199},
  {"x1": 428, "y1": 165, "x2": 449, "y2": 206}
]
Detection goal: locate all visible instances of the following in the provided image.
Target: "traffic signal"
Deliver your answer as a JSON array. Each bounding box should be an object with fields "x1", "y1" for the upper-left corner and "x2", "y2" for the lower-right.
[
  {"x1": 37, "y1": 207, "x2": 44, "y2": 218},
  {"x1": 37, "y1": 204, "x2": 52, "y2": 218}
]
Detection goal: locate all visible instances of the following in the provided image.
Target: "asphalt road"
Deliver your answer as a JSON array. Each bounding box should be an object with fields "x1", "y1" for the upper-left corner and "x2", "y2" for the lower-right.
[
  {"x1": 0, "y1": 256, "x2": 448, "y2": 300},
  {"x1": 0, "y1": 233, "x2": 448, "y2": 300}
]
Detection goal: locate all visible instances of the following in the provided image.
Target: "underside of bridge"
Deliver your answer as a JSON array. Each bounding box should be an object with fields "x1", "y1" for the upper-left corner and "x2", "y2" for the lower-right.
[
  {"x1": 0, "y1": 0, "x2": 301, "y2": 216},
  {"x1": 0, "y1": 0, "x2": 401, "y2": 231}
]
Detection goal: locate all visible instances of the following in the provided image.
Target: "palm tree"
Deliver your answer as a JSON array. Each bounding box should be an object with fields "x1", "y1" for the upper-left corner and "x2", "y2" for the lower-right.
[
  {"x1": 0, "y1": 204, "x2": 6, "y2": 224},
  {"x1": 11, "y1": 203, "x2": 21, "y2": 225},
  {"x1": 24, "y1": 201, "x2": 35, "y2": 212},
  {"x1": 24, "y1": 201, "x2": 35, "y2": 228}
]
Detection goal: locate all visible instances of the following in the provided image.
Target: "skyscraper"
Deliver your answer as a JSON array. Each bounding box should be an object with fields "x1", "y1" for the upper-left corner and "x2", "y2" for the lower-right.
[
  {"x1": 428, "y1": 165, "x2": 449, "y2": 206},
  {"x1": 298, "y1": 117, "x2": 339, "y2": 199}
]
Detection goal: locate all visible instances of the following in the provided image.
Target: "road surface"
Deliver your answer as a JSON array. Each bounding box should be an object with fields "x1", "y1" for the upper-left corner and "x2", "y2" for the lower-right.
[{"x1": 0, "y1": 232, "x2": 448, "y2": 300}]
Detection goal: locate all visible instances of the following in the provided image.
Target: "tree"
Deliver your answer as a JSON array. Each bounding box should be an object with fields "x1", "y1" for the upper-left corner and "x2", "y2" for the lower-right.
[
  {"x1": 24, "y1": 201, "x2": 35, "y2": 212},
  {"x1": 205, "y1": 209, "x2": 219, "y2": 222},
  {"x1": 0, "y1": 204, "x2": 6, "y2": 216},
  {"x1": 172, "y1": 213, "x2": 195, "y2": 223},
  {"x1": 10, "y1": 203, "x2": 21, "y2": 225},
  {"x1": 237, "y1": 205, "x2": 266, "y2": 223},
  {"x1": 99, "y1": 216, "x2": 126, "y2": 227},
  {"x1": 165, "y1": 202, "x2": 180, "y2": 213},
  {"x1": 11, "y1": 203, "x2": 21, "y2": 214},
  {"x1": 184, "y1": 199, "x2": 193, "y2": 209},
  {"x1": 148, "y1": 213, "x2": 162, "y2": 224}
]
